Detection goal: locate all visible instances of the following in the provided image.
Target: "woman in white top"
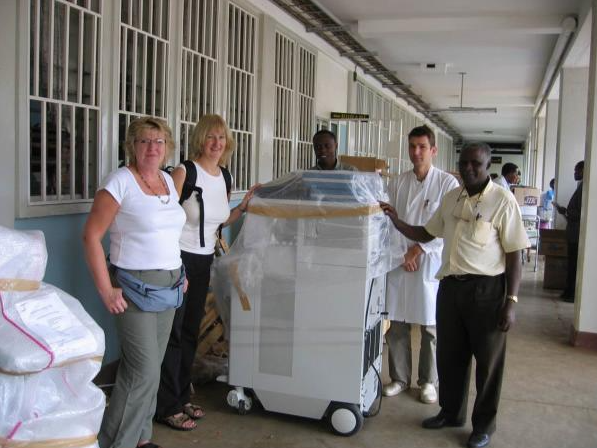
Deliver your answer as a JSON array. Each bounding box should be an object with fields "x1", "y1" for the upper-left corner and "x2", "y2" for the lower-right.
[
  {"x1": 83, "y1": 117, "x2": 186, "y2": 448},
  {"x1": 156, "y1": 114, "x2": 259, "y2": 431}
]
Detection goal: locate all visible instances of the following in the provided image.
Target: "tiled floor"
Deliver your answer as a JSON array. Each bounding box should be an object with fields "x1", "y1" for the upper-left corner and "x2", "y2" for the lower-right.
[{"x1": 152, "y1": 260, "x2": 597, "y2": 448}]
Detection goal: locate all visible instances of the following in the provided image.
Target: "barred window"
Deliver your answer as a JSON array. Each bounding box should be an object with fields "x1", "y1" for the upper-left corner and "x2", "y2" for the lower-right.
[
  {"x1": 118, "y1": 0, "x2": 170, "y2": 166},
  {"x1": 28, "y1": 0, "x2": 102, "y2": 206},
  {"x1": 226, "y1": 3, "x2": 256, "y2": 191},
  {"x1": 179, "y1": 0, "x2": 219, "y2": 162},
  {"x1": 273, "y1": 32, "x2": 294, "y2": 178}
]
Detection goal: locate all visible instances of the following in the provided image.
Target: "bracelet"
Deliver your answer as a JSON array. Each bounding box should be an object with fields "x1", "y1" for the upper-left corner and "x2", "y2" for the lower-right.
[{"x1": 237, "y1": 204, "x2": 246, "y2": 213}]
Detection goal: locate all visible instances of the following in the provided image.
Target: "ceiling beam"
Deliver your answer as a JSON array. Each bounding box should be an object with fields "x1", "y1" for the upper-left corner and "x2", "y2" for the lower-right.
[{"x1": 358, "y1": 15, "x2": 569, "y2": 37}]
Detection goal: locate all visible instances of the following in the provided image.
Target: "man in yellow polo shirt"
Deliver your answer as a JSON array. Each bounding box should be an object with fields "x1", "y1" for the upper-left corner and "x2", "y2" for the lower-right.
[{"x1": 380, "y1": 141, "x2": 529, "y2": 448}]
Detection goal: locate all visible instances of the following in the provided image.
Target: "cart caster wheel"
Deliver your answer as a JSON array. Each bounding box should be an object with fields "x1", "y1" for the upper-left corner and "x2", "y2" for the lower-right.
[
  {"x1": 238, "y1": 399, "x2": 247, "y2": 415},
  {"x1": 328, "y1": 403, "x2": 363, "y2": 436}
]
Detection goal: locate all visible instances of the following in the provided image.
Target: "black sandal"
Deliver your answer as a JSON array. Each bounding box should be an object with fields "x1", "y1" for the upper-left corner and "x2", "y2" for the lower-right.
[{"x1": 156, "y1": 413, "x2": 197, "y2": 431}]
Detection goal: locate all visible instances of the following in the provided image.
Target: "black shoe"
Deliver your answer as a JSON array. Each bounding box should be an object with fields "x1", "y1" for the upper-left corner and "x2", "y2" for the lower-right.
[
  {"x1": 422, "y1": 413, "x2": 464, "y2": 429},
  {"x1": 562, "y1": 295, "x2": 575, "y2": 303},
  {"x1": 467, "y1": 432, "x2": 490, "y2": 448}
]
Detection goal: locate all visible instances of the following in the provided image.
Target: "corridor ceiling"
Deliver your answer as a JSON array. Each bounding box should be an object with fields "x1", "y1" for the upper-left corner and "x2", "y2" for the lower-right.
[{"x1": 310, "y1": 0, "x2": 588, "y2": 144}]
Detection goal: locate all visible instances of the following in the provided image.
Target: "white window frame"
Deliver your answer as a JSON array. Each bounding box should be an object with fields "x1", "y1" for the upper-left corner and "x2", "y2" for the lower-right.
[{"x1": 18, "y1": 0, "x2": 104, "y2": 217}]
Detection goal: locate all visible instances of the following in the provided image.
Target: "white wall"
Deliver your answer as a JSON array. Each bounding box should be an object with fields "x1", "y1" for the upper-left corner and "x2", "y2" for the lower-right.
[
  {"x1": 575, "y1": 0, "x2": 597, "y2": 336},
  {"x1": 315, "y1": 52, "x2": 349, "y2": 118},
  {"x1": 543, "y1": 99, "x2": 559, "y2": 191},
  {"x1": 555, "y1": 67, "x2": 589, "y2": 229}
]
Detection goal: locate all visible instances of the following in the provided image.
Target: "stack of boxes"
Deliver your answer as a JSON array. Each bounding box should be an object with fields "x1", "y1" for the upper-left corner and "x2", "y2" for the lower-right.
[{"x1": 0, "y1": 226, "x2": 105, "y2": 447}]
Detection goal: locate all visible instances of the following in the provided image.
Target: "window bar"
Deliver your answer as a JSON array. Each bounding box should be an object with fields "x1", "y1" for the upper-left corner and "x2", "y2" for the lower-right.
[
  {"x1": 131, "y1": 31, "x2": 137, "y2": 113},
  {"x1": 152, "y1": 36, "x2": 157, "y2": 115},
  {"x1": 148, "y1": 0, "x2": 153, "y2": 35},
  {"x1": 235, "y1": 8, "x2": 241, "y2": 70},
  {"x1": 56, "y1": 104, "x2": 62, "y2": 200},
  {"x1": 84, "y1": 107, "x2": 89, "y2": 199},
  {"x1": 139, "y1": 0, "x2": 144, "y2": 32},
  {"x1": 141, "y1": 34, "x2": 147, "y2": 114},
  {"x1": 183, "y1": 0, "x2": 189, "y2": 48},
  {"x1": 120, "y1": 26, "x2": 127, "y2": 110},
  {"x1": 33, "y1": 0, "x2": 40, "y2": 97},
  {"x1": 203, "y1": 58, "x2": 209, "y2": 115},
  {"x1": 70, "y1": 104, "x2": 75, "y2": 200},
  {"x1": 230, "y1": 69, "x2": 236, "y2": 129},
  {"x1": 181, "y1": 50, "x2": 187, "y2": 121},
  {"x1": 243, "y1": 11, "x2": 249, "y2": 73},
  {"x1": 77, "y1": 9, "x2": 84, "y2": 104},
  {"x1": 48, "y1": 1, "x2": 55, "y2": 100},
  {"x1": 63, "y1": 6, "x2": 70, "y2": 102},
  {"x1": 157, "y1": 0, "x2": 163, "y2": 39},
  {"x1": 199, "y1": 0, "x2": 204, "y2": 54},
  {"x1": 91, "y1": 14, "x2": 98, "y2": 106},
  {"x1": 211, "y1": 59, "x2": 216, "y2": 113},
  {"x1": 161, "y1": 42, "x2": 167, "y2": 117},
  {"x1": 188, "y1": 52, "x2": 194, "y2": 121},
  {"x1": 243, "y1": 72, "x2": 248, "y2": 132},
  {"x1": 40, "y1": 103, "x2": 47, "y2": 202}
]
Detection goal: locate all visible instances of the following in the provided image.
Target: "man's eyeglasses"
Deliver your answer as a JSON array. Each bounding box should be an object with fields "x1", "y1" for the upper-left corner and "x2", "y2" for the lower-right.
[{"x1": 135, "y1": 138, "x2": 166, "y2": 146}]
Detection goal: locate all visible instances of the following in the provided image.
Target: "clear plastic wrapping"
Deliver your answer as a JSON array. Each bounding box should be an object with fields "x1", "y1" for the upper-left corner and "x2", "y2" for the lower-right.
[
  {"x1": 0, "y1": 226, "x2": 47, "y2": 289},
  {"x1": 0, "y1": 227, "x2": 105, "y2": 447},
  {"x1": 212, "y1": 171, "x2": 406, "y2": 331},
  {"x1": 0, "y1": 284, "x2": 105, "y2": 374},
  {"x1": 0, "y1": 359, "x2": 104, "y2": 447}
]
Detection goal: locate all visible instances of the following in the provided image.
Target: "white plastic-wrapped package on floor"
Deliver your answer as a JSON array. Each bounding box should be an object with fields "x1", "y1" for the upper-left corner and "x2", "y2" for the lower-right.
[
  {"x1": 0, "y1": 283, "x2": 105, "y2": 374},
  {"x1": 0, "y1": 359, "x2": 104, "y2": 448},
  {"x1": 0, "y1": 226, "x2": 47, "y2": 290}
]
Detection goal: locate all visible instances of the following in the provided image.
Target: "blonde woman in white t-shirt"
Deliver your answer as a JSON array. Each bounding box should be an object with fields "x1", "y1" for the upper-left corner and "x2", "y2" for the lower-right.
[
  {"x1": 83, "y1": 117, "x2": 186, "y2": 448},
  {"x1": 156, "y1": 114, "x2": 259, "y2": 431}
]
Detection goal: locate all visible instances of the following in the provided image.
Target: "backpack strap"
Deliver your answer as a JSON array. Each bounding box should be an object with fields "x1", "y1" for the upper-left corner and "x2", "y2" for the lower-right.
[
  {"x1": 179, "y1": 160, "x2": 198, "y2": 205},
  {"x1": 220, "y1": 165, "x2": 232, "y2": 195},
  {"x1": 180, "y1": 160, "x2": 206, "y2": 248},
  {"x1": 217, "y1": 165, "x2": 233, "y2": 241}
]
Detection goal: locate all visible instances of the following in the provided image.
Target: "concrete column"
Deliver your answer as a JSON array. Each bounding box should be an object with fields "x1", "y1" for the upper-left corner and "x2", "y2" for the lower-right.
[
  {"x1": 555, "y1": 68, "x2": 589, "y2": 229},
  {"x1": 255, "y1": 16, "x2": 276, "y2": 183},
  {"x1": 543, "y1": 99, "x2": 559, "y2": 191},
  {"x1": 572, "y1": 2, "x2": 597, "y2": 349},
  {"x1": 0, "y1": 0, "x2": 17, "y2": 227},
  {"x1": 534, "y1": 116, "x2": 546, "y2": 189}
]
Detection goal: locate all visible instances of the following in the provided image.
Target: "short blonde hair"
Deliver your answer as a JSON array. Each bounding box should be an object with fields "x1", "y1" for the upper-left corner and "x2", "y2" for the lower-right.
[
  {"x1": 190, "y1": 114, "x2": 235, "y2": 166},
  {"x1": 125, "y1": 117, "x2": 175, "y2": 167}
]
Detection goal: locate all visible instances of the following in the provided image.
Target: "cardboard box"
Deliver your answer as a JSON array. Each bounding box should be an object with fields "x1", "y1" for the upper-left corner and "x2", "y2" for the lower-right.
[
  {"x1": 339, "y1": 155, "x2": 388, "y2": 174},
  {"x1": 512, "y1": 186, "x2": 541, "y2": 207},
  {"x1": 520, "y1": 205, "x2": 538, "y2": 217},
  {"x1": 543, "y1": 255, "x2": 567, "y2": 289},
  {"x1": 539, "y1": 229, "x2": 567, "y2": 257}
]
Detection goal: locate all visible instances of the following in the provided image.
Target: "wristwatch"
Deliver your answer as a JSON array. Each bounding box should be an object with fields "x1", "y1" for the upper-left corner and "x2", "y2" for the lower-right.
[{"x1": 506, "y1": 295, "x2": 518, "y2": 303}]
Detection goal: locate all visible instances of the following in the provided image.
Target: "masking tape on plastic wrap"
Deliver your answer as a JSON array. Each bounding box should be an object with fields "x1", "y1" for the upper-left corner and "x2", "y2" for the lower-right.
[
  {"x1": 0, "y1": 356, "x2": 104, "y2": 376},
  {"x1": 228, "y1": 263, "x2": 251, "y2": 311},
  {"x1": 0, "y1": 434, "x2": 97, "y2": 448},
  {"x1": 0, "y1": 279, "x2": 41, "y2": 292},
  {"x1": 247, "y1": 203, "x2": 382, "y2": 219}
]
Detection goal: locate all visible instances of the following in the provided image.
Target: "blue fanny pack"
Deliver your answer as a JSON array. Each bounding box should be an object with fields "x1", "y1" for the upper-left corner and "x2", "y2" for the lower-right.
[{"x1": 112, "y1": 266, "x2": 185, "y2": 312}]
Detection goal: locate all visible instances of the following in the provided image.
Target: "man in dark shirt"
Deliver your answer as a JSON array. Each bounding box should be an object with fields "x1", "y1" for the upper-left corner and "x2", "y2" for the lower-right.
[{"x1": 555, "y1": 160, "x2": 584, "y2": 302}]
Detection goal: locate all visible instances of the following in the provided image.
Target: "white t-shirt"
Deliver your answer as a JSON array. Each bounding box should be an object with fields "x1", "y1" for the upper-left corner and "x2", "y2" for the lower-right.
[
  {"x1": 101, "y1": 167, "x2": 186, "y2": 270},
  {"x1": 179, "y1": 162, "x2": 231, "y2": 255}
]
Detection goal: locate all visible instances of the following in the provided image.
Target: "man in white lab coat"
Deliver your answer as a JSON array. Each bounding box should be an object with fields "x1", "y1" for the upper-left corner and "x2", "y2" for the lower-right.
[{"x1": 383, "y1": 125, "x2": 459, "y2": 403}]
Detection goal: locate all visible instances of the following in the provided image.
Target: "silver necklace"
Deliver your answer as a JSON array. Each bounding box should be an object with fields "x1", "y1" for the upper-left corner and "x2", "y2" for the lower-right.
[{"x1": 137, "y1": 169, "x2": 170, "y2": 204}]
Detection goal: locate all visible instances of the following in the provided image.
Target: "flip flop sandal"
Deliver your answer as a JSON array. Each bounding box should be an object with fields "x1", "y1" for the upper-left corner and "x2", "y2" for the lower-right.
[
  {"x1": 157, "y1": 413, "x2": 197, "y2": 431},
  {"x1": 138, "y1": 443, "x2": 163, "y2": 448},
  {"x1": 183, "y1": 403, "x2": 206, "y2": 419}
]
